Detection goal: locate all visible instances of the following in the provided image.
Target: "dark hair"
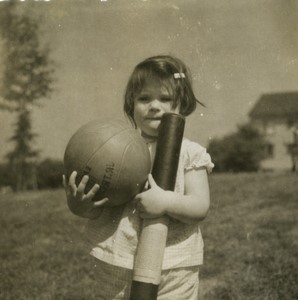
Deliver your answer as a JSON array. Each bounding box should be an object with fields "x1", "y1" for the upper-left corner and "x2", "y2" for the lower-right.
[{"x1": 124, "y1": 55, "x2": 204, "y2": 126}]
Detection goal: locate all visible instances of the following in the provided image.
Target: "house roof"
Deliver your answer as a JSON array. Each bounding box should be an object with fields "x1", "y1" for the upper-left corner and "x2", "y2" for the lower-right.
[{"x1": 249, "y1": 92, "x2": 298, "y2": 119}]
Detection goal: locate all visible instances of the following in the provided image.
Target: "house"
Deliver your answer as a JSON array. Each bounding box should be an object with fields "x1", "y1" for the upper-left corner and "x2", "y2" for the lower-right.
[{"x1": 249, "y1": 92, "x2": 298, "y2": 171}]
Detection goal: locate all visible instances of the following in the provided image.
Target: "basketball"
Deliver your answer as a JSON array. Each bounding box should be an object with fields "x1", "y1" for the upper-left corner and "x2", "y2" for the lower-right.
[{"x1": 64, "y1": 119, "x2": 151, "y2": 206}]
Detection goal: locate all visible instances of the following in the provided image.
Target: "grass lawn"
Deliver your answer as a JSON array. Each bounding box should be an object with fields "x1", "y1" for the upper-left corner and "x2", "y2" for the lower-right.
[{"x1": 1, "y1": 172, "x2": 297, "y2": 299}]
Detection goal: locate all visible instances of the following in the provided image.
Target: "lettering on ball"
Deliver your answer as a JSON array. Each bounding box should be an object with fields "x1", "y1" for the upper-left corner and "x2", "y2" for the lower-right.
[
  {"x1": 98, "y1": 163, "x2": 115, "y2": 196},
  {"x1": 82, "y1": 166, "x2": 97, "y2": 185}
]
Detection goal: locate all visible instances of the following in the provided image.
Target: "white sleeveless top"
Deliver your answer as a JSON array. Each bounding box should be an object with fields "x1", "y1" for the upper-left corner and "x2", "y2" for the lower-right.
[{"x1": 85, "y1": 138, "x2": 214, "y2": 270}]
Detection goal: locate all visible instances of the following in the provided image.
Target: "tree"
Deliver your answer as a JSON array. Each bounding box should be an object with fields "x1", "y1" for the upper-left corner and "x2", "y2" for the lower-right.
[
  {"x1": 0, "y1": 2, "x2": 54, "y2": 190},
  {"x1": 208, "y1": 123, "x2": 268, "y2": 172}
]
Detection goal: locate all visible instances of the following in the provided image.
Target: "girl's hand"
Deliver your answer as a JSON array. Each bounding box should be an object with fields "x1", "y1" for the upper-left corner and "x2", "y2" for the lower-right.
[
  {"x1": 62, "y1": 171, "x2": 110, "y2": 219},
  {"x1": 134, "y1": 174, "x2": 172, "y2": 219}
]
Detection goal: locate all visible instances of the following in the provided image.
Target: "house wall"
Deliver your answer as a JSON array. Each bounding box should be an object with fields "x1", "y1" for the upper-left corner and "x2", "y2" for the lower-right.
[{"x1": 252, "y1": 119, "x2": 294, "y2": 171}]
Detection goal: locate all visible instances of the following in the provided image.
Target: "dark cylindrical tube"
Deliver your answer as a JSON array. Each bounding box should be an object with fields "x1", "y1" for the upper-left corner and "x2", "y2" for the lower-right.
[
  {"x1": 151, "y1": 113, "x2": 185, "y2": 190},
  {"x1": 130, "y1": 113, "x2": 185, "y2": 300}
]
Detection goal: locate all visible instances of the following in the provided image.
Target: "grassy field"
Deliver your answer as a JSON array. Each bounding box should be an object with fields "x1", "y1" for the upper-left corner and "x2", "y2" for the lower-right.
[{"x1": 0, "y1": 172, "x2": 297, "y2": 299}]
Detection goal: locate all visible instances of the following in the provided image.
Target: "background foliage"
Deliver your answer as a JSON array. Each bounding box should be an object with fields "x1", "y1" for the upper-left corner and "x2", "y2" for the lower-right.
[
  {"x1": 0, "y1": 1, "x2": 54, "y2": 191},
  {"x1": 0, "y1": 159, "x2": 63, "y2": 190},
  {"x1": 207, "y1": 123, "x2": 268, "y2": 172},
  {"x1": 0, "y1": 122, "x2": 270, "y2": 190}
]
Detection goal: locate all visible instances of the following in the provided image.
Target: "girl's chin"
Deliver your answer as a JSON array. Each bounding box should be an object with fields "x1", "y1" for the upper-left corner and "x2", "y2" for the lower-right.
[
  {"x1": 139, "y1": 122, "x2": 160, "y2": 138},
  {"x1": 141, "y1": 129, "x2": 158, "y2": 139}
]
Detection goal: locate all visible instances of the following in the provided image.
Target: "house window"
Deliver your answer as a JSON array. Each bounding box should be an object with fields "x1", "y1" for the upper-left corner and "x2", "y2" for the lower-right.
[{"x1": 265, "y1": 143, "x2": 274, "y2": 157}]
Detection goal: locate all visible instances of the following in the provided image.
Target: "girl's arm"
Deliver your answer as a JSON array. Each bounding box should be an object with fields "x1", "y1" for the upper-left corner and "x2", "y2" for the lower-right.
[
  {"x1": 165, "y1": 168, "x2": 210, "y2": 224},
  {"x1": 135, "y1": 168, "x2": 210, "y2": 224}
]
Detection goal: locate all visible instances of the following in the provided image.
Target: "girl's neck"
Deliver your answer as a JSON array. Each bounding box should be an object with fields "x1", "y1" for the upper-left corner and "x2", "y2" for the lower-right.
[{"x1": 141, "y1": 131, "x2": 158, "y2": 143}]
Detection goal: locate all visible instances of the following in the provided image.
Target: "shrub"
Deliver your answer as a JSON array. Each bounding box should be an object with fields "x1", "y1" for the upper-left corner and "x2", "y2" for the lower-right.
[
  {"x1": 36, "y1": 159, "x2": 64, "y2": 189},
  {"x1": 207, "y1": 123, "x2": 268, "y2": 172},
  {"x1": 0, "y1": 159, "x2": 64, "y2": 190},
  {"x1": 0, "y1": 163, "x2": 14, "y2": 188}
]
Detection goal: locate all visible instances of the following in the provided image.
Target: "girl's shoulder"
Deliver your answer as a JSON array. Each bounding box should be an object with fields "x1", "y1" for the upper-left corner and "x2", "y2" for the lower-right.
[
  {"x1": 181, "y1": 138, "x2": 214, "y2": 173},
  {"x1": 182, "y1": 138, "x2": 205, "y2": 151}
]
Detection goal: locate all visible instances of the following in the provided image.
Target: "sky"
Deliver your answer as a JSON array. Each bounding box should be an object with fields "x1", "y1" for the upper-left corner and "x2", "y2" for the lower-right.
[{"x1": 0, "y1": 0, "x2": 298, "y2": 162}]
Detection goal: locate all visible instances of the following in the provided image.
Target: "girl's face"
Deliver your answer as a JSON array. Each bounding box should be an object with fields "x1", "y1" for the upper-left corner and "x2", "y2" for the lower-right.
[{"x1": 133, "y1": 80, "x2": 180, "y2": 137}]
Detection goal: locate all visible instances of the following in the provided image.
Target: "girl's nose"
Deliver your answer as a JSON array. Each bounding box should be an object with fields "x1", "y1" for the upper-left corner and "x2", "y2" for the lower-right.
[{"x1": 149, "y1": 99, "x2": 161, "y2": 111}]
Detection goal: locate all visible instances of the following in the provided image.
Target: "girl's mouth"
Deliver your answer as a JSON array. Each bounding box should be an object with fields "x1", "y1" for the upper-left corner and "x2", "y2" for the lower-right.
[{"x1": 145, "y1": 116, "x2": 162, "y2": 120}]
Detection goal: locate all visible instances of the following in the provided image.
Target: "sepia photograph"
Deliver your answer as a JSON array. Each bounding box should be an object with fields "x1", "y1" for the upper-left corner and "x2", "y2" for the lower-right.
[{"x1": 0, "y1": 0, "x2": 297, "y2": 299}]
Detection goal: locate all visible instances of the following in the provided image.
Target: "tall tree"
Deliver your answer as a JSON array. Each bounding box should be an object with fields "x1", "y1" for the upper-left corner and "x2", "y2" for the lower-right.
[{"x1": 0, "y1": 2, "x2": 54, "y2": 190}]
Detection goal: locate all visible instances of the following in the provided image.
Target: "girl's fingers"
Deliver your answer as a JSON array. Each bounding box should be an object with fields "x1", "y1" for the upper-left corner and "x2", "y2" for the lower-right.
[
  {"x1": 85, "y1": 184, "x2": 100, "y2": 201},
  {"x1": 76, "y1": 175, "x2": 89, "y2": 199},
  {"x1": 69, "y1": 171, "x2": 77, "y2": 185},
  {"x1": 136, "y1": 201, "x2": 144, "y2": 212},
  {"x1": 144, "y1": 180, "x2": 149, "y2": 190},
  {"x1": 147, "y1": 174, "x2": 157, "y2": 188},
  {"x1": 62, "y1": 174, "x2": 71, "y2": 195},
  {"x1": 65, "y1": 172, "x2": 77, "y2": 195},
  {"x1": 68, "y1": 171, "x2": 77, "y2": 194},
  {"x1": 133, "y1": 193, "x2": 140, "y2": 202},
  {"x1": 93, "y1": 197, "x2": 110, "y2": 207}
]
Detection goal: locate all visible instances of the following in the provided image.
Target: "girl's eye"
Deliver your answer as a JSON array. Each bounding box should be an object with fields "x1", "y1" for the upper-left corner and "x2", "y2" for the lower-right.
[
  {"x1": 138, "y1": 95, "x2": 150, "y2": 102},
  {"x1": 160, "y1": 96, "x2": 172, "y2": 102},
  {"x1": 136, "y1": 94, "x2": 172, "y2": 103}
]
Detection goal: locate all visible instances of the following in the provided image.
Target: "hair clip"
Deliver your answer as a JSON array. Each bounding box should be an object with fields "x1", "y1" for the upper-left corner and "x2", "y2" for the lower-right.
[{"x1": 174, "y1": 73, "x2": 185, "y2": 79}]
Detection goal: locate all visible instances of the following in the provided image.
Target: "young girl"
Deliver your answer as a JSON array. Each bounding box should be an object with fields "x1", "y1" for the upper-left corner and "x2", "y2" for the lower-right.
[{"x1": 63, "y1": 55, "x2": 214, "y2": 299}]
